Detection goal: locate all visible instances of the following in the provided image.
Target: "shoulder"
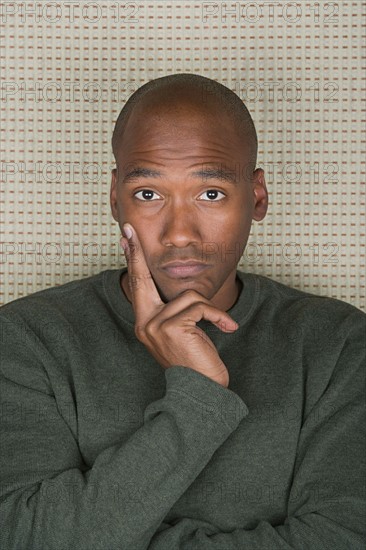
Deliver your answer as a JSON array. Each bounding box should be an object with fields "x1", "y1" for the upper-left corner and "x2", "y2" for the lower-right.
[
  {"x1": 238, "y1": 270, "x2": 365, "y2": 343},
  {"x1": 0, "y1": 269, "x2": 120, "y2": 326}
]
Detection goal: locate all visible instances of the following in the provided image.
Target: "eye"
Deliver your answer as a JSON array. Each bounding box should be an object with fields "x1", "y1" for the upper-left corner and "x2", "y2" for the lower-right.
[
  {"x1": 134, "y1": 189, "x2": 161, "y2": 201},
  {"x1": 198, "y1": 190, "x2": 226, "y2": 201},
  {"x1": 133, "y1": 189, "x2": 226, "y2": 202}
]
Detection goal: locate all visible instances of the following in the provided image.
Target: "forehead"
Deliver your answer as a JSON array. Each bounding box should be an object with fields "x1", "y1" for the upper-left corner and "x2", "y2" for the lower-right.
[{"x1": 116, "y1": 101, "x2": 247, "y2": 166}]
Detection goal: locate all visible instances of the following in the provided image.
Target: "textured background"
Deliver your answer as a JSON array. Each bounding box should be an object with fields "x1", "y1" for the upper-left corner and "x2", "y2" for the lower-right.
[{"x1": 1, "y1": 1, "x2": 365, "y2": 310}]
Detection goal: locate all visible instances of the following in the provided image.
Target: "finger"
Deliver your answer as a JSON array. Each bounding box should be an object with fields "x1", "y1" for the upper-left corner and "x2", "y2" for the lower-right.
[
  {"x1": 122, "y1": 223, "x2": 162, "y2": 315},
  {"x1": 120, "y1": 236, "x2": 130, "y2": 256},
  {"x1": 153, "y1": 298, "x2": 239, "y2": 333}
]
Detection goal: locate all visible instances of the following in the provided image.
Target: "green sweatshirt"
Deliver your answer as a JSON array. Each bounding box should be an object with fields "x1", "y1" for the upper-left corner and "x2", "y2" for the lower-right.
[{"x1": 0, "y1": 268, "x2": 365, "y2": 550}]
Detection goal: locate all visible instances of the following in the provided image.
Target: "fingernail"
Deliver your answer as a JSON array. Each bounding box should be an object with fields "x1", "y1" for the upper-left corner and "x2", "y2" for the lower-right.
[{"x1": 123, "y1": 224, "x2": 133, "y2": 239}]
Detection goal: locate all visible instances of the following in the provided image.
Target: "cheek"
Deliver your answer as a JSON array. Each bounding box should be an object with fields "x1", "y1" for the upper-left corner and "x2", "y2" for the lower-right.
[
  {"x1": 134, "y1": 224, "x2": 160, "y2": 263},
  {"x1": 214, "y1": 203, "x2": 250, "y2": 237},
  {"x1": 219, "y1": 204, "x2": 252, "y2": 256},
  {"x1": 118, "y1": 196, "x2": 142, "y2": 227}
]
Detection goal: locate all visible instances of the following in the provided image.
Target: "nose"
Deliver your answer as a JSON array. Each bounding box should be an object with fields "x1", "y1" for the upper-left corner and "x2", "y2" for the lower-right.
[{"x1": 160, "y1": 203, "x2": 201, "y2": 248}]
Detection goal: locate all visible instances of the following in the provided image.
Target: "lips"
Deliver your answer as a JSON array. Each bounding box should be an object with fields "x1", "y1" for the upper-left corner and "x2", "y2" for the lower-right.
[
  {"x1": 162, "y1": 260, "x2": 206, "y2": 268},
  {"x1": 161, "y1": 261, "x2": 209, "y2": 278}
]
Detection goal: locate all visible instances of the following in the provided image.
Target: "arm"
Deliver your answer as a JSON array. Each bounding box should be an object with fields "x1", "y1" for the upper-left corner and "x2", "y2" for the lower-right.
[
  {"x1": 0, "y1": 315, "x2": 248, "y2": 550},
  {"x1": 148, "y1": 316, "x2": 366, "y2": 549}
]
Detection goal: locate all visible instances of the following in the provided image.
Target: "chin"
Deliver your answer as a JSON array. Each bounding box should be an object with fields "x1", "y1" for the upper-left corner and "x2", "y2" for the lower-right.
[{"x1": 154, "y1": 275, "x2": 213, "y2": 303}]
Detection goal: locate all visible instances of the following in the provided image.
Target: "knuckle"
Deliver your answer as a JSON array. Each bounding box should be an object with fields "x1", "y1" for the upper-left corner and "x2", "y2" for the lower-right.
[
  {"x1": 144, "y1": 319, "x2": 156, "y2": 337},
  {"x1": 182, "y1": 289, "x2": 201, "y2": 300},
  {"x1": 128, "y1": 275, "x2": 141, "y2": 292},
  {"x1": 128, "y1": 243, "x2": 139, "y2": 262},
  {"x1": 188, "y1": 300, "x2": 207, "y2": 311},
  {"x1": 159, "y1": 319, "x2": 173, "y2": 334},
  {"x1": 128, "y1": 272, "x2": 153, "y2": 292},
  {"x1": 128, "y1": 242, "x2": 148, "y2": 266},
  {"x1": 141, "y1": 271, "x2": 153, "y2": 281},
  {"x1": 134, "y1": 324, "x2": 145, "y2": 340}
]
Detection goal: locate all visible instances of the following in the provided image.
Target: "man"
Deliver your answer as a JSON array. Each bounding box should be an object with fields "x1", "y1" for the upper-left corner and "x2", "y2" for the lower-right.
[{"x1": 1, "y1": 73, "x2": 365, "y2": 549}]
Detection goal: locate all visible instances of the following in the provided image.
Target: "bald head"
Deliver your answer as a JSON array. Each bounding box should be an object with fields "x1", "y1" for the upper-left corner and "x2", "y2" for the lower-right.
[{"x1": 112, "y1": 73, "x2": 258, "y2": 173}]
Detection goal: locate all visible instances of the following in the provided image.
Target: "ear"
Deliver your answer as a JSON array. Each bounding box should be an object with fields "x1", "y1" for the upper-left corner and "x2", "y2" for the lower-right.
[
  {"x1": 110, "y1": 168, "x2": 119, "y2": 222},
  {"x1": 252, "y1": 168, "x2": 268, "y2": 222}
]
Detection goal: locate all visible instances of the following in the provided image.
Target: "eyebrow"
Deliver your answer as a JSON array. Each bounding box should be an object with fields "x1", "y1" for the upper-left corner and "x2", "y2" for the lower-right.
[
  {"x1": 122, "y1": 165, "x2": 239, "y2": 185},
  {"x1": 122, "y1": 167, "x2": 162, "y2": 184}
]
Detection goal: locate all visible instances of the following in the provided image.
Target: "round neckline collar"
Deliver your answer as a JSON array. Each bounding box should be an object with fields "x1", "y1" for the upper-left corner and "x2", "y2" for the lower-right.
[{"x1": 103, "y1": 267, "x2": 260, "y2": 327}]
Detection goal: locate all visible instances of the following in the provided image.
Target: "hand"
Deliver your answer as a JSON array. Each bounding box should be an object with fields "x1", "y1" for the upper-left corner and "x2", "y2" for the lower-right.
[{"x1": 120, "y1": 224, "x2": 239, "y2": 388}]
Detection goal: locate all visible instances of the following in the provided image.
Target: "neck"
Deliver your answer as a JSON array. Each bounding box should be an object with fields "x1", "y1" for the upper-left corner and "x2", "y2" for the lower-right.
[{"x1": 120, "y1": 270, "x2": 242, "y2": 312}]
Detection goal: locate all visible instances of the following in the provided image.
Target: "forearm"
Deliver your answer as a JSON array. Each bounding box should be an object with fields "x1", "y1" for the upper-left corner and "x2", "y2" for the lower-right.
[
  {"x1": 1, "y1": 366, "x2": 248, "y2": 550},
  {"x1": 148, "y1": 513, "x2": 365, "y2": 550},
  {"x1": 149, "y1": 316, "x2": 366, "y2": 550}
]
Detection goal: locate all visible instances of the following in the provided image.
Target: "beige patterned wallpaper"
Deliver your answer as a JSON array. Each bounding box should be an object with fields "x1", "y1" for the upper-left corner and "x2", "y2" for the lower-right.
[{"x1": 1, "y1": 1, "x2": 364, "y2": 311}]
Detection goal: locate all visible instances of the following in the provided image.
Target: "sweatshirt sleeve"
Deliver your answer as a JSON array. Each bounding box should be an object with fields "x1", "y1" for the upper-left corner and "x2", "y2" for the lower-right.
[
  {"x1": 147, "y1": 314, "x2": 366, "y2": 550},
  {"x1": 0, "y1": 315, "x2": 248, "y2": 550}
]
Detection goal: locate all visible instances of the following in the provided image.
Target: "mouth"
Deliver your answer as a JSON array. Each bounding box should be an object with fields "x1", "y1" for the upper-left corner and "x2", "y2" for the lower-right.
[{"x1": 161, "y1": 261, "x2": 210, "y2": 278}]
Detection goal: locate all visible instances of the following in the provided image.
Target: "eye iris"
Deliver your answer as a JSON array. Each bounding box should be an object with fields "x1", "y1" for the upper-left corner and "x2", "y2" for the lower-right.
[
  {"x1": 207, "y1": 190, "x2": 218, "y2": 199},
  {"x1": 142, "y1": 190, "x2": 154, "y2": 200}
]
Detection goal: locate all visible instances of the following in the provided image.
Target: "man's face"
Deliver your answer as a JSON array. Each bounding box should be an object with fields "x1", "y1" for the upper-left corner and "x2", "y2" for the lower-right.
[{"x1": 110, "y1": 99, "x2": 268, "y2": 308}]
